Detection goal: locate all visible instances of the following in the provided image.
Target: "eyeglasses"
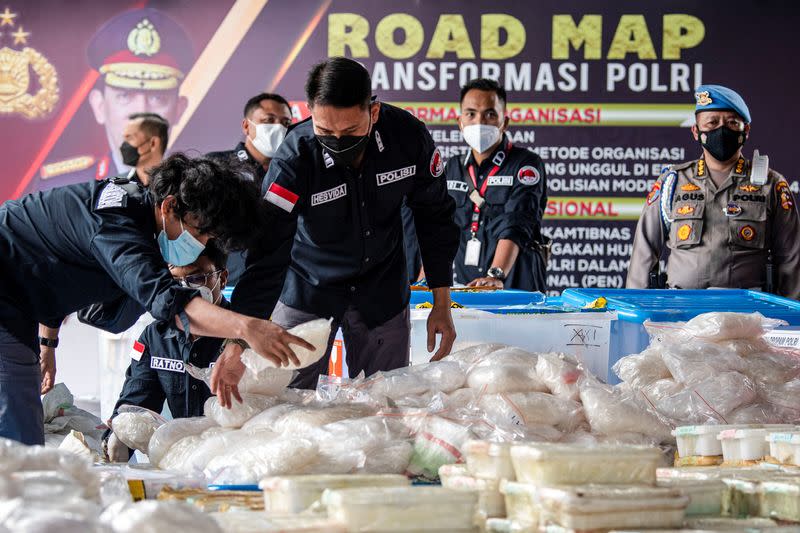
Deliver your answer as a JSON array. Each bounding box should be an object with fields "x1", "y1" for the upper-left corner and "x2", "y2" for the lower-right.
[{"x1": 174, "y1": 269, "x2": 223, "y2": 288}]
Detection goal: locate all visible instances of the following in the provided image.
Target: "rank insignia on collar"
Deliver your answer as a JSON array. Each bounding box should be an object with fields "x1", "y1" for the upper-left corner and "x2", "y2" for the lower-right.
[
  {"x1": 677, "y1": 224, "x2": 692, "y2": 241},
  {"x1": 724, "y1": 203, "x2": 742, "y2": 217},
  {"x1": 681, "y1": 183, "x2": 701, "y2": 192},
  {"x1": 734, "y1": 158, "x2": 746, "y2": 176},
  {"x1": 696, "y1": 159, "x2": 706, "y2": 177}
]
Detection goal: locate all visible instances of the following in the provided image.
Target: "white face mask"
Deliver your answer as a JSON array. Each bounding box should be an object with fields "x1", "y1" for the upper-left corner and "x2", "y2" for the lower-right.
[
  {"x1": 249, "y1": 121, "x2": 287, "y2": 158},
  {"x1": 190, "y1": 276, "x2": 221, "y2": 305},
  {"x1": 462, "y1": 124, "x2": 501, "y2": 154}
]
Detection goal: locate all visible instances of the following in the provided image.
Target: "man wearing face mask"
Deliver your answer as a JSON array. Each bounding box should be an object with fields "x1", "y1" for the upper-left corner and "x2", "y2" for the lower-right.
[
  {"x1": 103, "y1": 242, "x2": 228, "y2": 461},
  {"x1": 443, "y1": 78, "x2": 548, "y2": 291},
  {"x1": 118, "y1": 113, "x2": 169, "y2": 186},
  {"x1": 207, "y1": 93, "x2": 293, "y2": 191},
  {"x1": 628, "y1": 84, "x2": 800, "y2": 298},
  {"x1": 211, "y1": 57, "x2": 459, "y2": 404},
  {"x1": 0, "y1": 154, "x2": 311, "y2": 445},
  {"x1": 207, "y1": 93, "x2": 293, "y2": 286}
]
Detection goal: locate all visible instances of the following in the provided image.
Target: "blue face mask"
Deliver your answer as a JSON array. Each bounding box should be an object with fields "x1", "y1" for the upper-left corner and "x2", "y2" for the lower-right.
[{"x1": 158, "y1": 215, "x2": 205, "y2": 267}]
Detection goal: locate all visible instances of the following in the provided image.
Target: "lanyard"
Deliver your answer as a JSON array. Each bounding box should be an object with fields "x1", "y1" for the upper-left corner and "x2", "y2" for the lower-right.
[{"x1": 466, "y1": 140, "x2": 512, "y2": 237}]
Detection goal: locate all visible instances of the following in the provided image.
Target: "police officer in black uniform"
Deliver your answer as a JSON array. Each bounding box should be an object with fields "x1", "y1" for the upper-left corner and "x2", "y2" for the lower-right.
[
  {"x1": 0, "y1": 154, "x2": 311, "y2": 445},
  {"x1": 445, "y1": 79, "x2": 548, "y2": 291},
  {"x1": 211, "y1": 57, "x2": 460, "y2": 404},
  {"x1": 105, "y1": 243, "x2": 229, "y2": 460},
  {"x1": 207, "y1": 93, "x2": 293, "y2": 285}
]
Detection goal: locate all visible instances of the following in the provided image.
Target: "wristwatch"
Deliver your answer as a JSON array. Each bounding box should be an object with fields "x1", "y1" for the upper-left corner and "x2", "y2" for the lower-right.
[
  {"x1": 39, "y1": 336, "x2": 59, "y2": 348},
  {"x1": 487, "y1": 267, "x2": 506, "y2": 281},
  {"x1": 223, "y1": 338, "x2": 250, "y2": 351}
]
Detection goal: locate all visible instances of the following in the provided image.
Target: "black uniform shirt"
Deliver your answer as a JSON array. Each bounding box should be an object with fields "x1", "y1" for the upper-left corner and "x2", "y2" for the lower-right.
[
  {"x1": 0, "y1": 179, "x2": 197, "y2": 349},
  {"x1": 445, "y1": 137, "x2": 548, "y2": 290},
  {"x1": 111, "y1": 300, "x2": 228, "y2": 420},
  {"x1": 206, "y1": 142, "x2": 268, "y2": 190},
  {"x1": 232, "y1": 103, "x2": 459, "y2": 328}
]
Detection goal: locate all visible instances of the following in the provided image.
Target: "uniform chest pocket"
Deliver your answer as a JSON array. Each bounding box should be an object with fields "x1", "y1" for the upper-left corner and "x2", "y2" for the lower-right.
[
  {"x1": 484, "y1": 178, "x2": 513, "y2": 205},
  {"x1": 729, "y1": 201, "x2": 767, "y2": 249},
  {"x1": 305, "y1": 184, "x2": 351, "y2": 244},
  {"x1": 670, "y1": 201, "x2": 704, "y2": 249}
]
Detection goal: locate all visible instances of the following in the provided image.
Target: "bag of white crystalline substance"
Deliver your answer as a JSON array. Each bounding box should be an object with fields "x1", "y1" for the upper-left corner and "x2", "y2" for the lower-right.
[
  {"x1": 147, "y1": 417, "x2": 217, "y2": 467},
  {"x1": 101, "y1": 500, "x2": 222, "y2": 533},
  {"x1": 205, "y1": 436, "x2": 319, "y2": 485},
  {"x1": 445, "y1": 343, "x2": 507, "y2": 366},
  {"x1": 684, "y1": 312, "x2": 787, "y2": 341},
  {"x1": 465, "y1": 347, "x2": 547, "y2": 394},
  {"x1": 204, "y1": 394, "x2": 281, "y2": 428},
  {"x1": 535, "y1": 352, "x2": 583, "y2": 401},
  {"x1": 406, "y1": 415, "x2": 474, "y2": 481},
  {"x1": 241, "y1": 318, "x2": 332, "y2": 372},
  {"x1": 366, "y1": 361, "x2": 466, "y2": 400},
  {"x1": 579, "y1": 377, "x2": 673, "y2": 443},
  {"x1": 479, "y1": 392, "x2": 584, "y2": 432},
  {"x1": 111, "y1": 406, "x2": 167, "y2": 454},
  {"x1": 613, "y1": 348, "x2": 672, "y2": 389}
]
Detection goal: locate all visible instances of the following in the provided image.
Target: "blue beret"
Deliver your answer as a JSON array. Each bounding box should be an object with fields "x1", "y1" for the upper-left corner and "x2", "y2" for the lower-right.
[
  {"x1": 694, "y1": 84, "x2": 751, "y2": 123},
  {"x1": 87, "y1": 8, "x2": 194, "y2": 91}
]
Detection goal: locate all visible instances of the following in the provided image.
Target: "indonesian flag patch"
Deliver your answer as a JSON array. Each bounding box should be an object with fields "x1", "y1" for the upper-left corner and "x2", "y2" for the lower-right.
[
  {"x1": 430, "y1": 147, "x2": 444, "y2": 178},
  {"x1": 130, "y1": 340, "x2": 145, "y2": 361},
  {"x1": 265, "y1": 182, "x2": 299, "y2": 213}
]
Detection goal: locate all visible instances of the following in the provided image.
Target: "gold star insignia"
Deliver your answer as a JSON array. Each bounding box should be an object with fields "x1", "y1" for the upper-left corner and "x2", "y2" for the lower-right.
[
  {"x1": 11, "y1": 26, "x2": 29, "y2": 45},
  {"x1": 0, "y1": 7, "x2": 16, "y2": 27}
]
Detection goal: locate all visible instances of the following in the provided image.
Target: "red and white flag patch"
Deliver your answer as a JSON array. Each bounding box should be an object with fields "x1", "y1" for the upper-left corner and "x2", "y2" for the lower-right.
[
  {"x1": 265, "y1": 182, "x2": 299, "y2": 213},
  {"x1": 130, "y1": 340, "x2": 145, "y2": 361},
  {"x1": 430, "y1": 147, "x2": 444, "y2": 178}
]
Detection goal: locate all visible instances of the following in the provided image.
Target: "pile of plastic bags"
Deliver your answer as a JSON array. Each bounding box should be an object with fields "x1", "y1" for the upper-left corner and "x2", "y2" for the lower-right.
[
  {"x1": 41, "y1": 383, "x2": 106, "y2": 459},
  {"x1": 614, "y1": 312, "x2": 800, "y2": 426}
]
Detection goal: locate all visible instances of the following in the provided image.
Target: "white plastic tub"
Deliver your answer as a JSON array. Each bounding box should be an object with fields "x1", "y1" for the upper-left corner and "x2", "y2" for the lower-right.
[
  {"x1": 499, "y1": 481, "x2": 539, "y2": 526},
  {"x1": 672, "y1": 425, "x2": 747, "y2": 461},
  {"x1": 536, "y1": 485, "x2": 689, "y2": 530},
  {"x1": 322, "y1": 486, "x2": 478, "y2": 531},
  {"x1": 766, "y1": 431, "x2": 800, "y2": 466},
  {"x1": 464, "y1": 440, "x2": 515, "y2": 481},
  {"x1": 509, "y1": 443, "x2": 662, "y2": 486},
  {"x1": 439, "y1": 472, "x2": 505, "y2": 519},
  {"x1": 717, "y1": 426, "x2": 795, "y2": 464},
  {"x1": 259, "y1": 474, "x2": 409, "y2": 514},
  {"x1": 657, "y1": 477, "x2": 726, "y2": 516}
]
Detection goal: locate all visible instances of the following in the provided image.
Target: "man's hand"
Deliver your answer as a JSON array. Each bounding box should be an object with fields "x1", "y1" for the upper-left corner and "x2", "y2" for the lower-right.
[
  {"x1": 106, "y1": 433, "x2": 130, "y2": 463},
  {"x1": 467, "y1": 277, "x2": 504, "y2": 289},
  {"x1": 427, "y1": 303, "x2": 456, "y2": 362},
  {"x1": 40, "y1": 346, "x2": 56, "y2": 394},
  {"x1": 210, "y1": 343, "x2": 246, "y2": 409}
]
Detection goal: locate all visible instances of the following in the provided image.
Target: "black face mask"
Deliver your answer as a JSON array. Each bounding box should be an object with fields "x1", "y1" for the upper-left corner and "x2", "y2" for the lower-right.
[
  {"x1": 316, "y1": 119, "x2": 372, "y2": 168},
  {"x1": 120, "y1": 141, "x2": 142, "y2": 167},
  {"x1": 698, "y1": 125, "x2": 746, "y2": 162}
]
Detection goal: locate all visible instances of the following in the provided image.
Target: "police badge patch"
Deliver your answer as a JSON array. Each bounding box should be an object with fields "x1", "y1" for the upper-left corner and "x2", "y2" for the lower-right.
[
  {"x1": 430, "y1": 147, "x2": 444, "y2": 177},
  {"x1": 517, "y1": 165, "x2": 540, "y2": 186},
  {"x1": 646, "y1": 181, "x2": 661, "y2": 205}
]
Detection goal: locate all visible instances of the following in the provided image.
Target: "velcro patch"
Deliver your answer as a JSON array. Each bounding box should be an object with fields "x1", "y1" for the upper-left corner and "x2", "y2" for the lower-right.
[
  {"x1": 96, "y1": 183, "x2": 128, "y2": 210},
  {"x1": 130, "y1": 341, "x2": 145, "y2": 362},
  {"x1": 376, "y1": 165, "x2": 416, "y2": 186},
  {"x1": 488, "y1": 175, "x2": 513, "y2": 187},
  {"x1": 311, "y1": 184, "x2": 347, "y2": 206},
  {"x1": 447, "y1": 180, "x2": 469, "y2": 193},
  {"x1": 150, "y1": 357, "x2": 185, "y2": 373}
]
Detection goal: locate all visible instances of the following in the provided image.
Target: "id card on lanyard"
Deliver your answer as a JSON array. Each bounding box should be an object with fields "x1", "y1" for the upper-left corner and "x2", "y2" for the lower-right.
[{"x1": 464, "y1": 140, "x2": 511, "y2": 266}]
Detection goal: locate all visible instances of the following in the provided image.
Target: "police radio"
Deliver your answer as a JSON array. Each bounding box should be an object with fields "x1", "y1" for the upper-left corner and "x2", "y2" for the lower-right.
[{"x1": 750, "y1": 150, "x2": 769, "y2": 186}]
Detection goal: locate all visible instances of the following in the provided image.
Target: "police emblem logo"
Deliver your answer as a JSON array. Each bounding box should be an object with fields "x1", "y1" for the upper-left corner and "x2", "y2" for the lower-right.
[
  {"x1": 237, "y1": 150, "x2": 248, "y2": 162},
  {"x1": 681, "y1": 183, "x2": 701, "y2": 192},
  {"x1": 677, "y1": 224, "x2": 692, "y2": 241},
  {"x1": 739, "y1": 225, "x2": 756, "y2": 241},
  {"x1": 128, "y1": 18, "x2": 161, "y2": 56},
  {"x1": 695, "y1": 91, "x2": 713, "y2": 106},
  {"x1": 646, "y1": 181, "x2": 661, "y2": 205},
  {"x1": 739, "y1": 184, "x2": 760, "y2": 193},
  {"x1": 776, "y1": 181, "x2": 794, "y2": 211},
  {"x1": 517, "y1": 165, "x2": 540, "y2": 186},
  {"x1": 724, "y1": 203, "x2": 742, "y2": 217},
  {"x1": 430, "y1": 147, "x2": 444, "y2": 177},
  {"x1": 676, "y1": 205, "x2": 694, "y2": 216}
]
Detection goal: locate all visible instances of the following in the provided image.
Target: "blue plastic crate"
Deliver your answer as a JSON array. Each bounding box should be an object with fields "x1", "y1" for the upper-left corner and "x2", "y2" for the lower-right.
[
  {"x1": 410, "y1": 289, "x2": 545, "y2": 309},
  {"x1": 561, "y1": 288, "x2": 800, "y2": 383}
]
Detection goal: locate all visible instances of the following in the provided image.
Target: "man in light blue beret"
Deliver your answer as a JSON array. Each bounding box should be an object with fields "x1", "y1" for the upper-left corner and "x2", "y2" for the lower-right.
[{"x1": 628, "y1": 84, "x2": 800, "y2": 299}]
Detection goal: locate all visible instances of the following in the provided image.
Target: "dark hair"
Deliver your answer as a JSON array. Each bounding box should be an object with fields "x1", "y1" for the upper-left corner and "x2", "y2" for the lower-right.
[
  {"x1": 199, "y1": 239, "x2": 228, "y2": 269},
  {"x1": 243, "y1": 93, "x2": 291, "y2": 118},
  {"x1": 148, "y1": 154, "x2": 261, "y2": 251},
  {"x1": 128, "y1": 112, "x2": 169, "y2": 154},
  {"x1": 460, "y1": 78, "x2": 507, "y2": 107},
  {"x1": 305, "y1": 57, "x2": 371, "y2": 108}
]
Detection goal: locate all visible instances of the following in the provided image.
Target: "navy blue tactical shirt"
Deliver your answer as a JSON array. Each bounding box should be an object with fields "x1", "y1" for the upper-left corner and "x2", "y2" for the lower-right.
[
  {"x1": 0, "y1": 178, "x2": 197, "y2": 350},
  {"x1": 111, "y1": 300, "x2": 228, "y2": 420},
  {"x1": 445, "y1": 136, "x2": 548, "y2": 291},
  {"x1": 232, "y1": 103, "x2": 459, "y2": 328}
]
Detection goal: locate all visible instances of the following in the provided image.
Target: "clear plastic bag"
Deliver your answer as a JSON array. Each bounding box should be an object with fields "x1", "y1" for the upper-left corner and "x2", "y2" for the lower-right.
[
  {"x1": 445, "y1": 343, "x2": 507, "y2": 367},
  {"x1": 269, "y1": 403, "x2": 377, "y2": 435},
  {"x1": 655, "y1": 372, "x2": 757, "y2": 424},
  {"x1": 111, "y1": 406, "x2": 167, "y2": 454},
  {"x1": 100, "y1": 500, "x2": 222, "y2": 533},
  {"x1": 186, "y1": 363, "x2": 292, "y2": 396},
  {"x1": 659, "y1": 341, "x2": 747, "y2": 385},
  {"x1": 466, "y1": 365, "x2": 548, "y2": 394},
  {"x1": 535, "y1": 353, "x2": 583, "y2": 400},
  {"x1": 759, "y1": 379, "x2": 800, "y2": 423},
  {"x1": 204, "y1": 436, "x2": 319, "y2": 485},
  {"x1": 363, "y1": 361, "x2": 466, "y2": 401},
  {"x1": 0, "y1": 498, "x2": 107, "y2": 533},
  {"x1": 57, "y1": 430, "x2": 100, "y2": 462},
  {"x1": 203, "y1": 394, "x2": 281, "y2": 428},
  {"x1": 683, "y1": 312, "x2": 787, "y2": 341},
  {"x1": 613, "y1": 348, "x2": 672, "y2": 389},
  {"x1": 740, "y1": 348, "x2": 800, "y2": 384},
  {"x1": 147, "y1": 417, "x2": 218, "y2": 467},
  {"x1": 578, "y1": 377, "x2": 674, "y2": 443},
  {"x1": 406, "y1": 415, "x2": 475, "y2": 481},
  {"x1": 479, "y1": 392, "x2": 585, "y2": 432},
  {"x1": 240, "y1": 318, "x2": 333, "y2": 372}
]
